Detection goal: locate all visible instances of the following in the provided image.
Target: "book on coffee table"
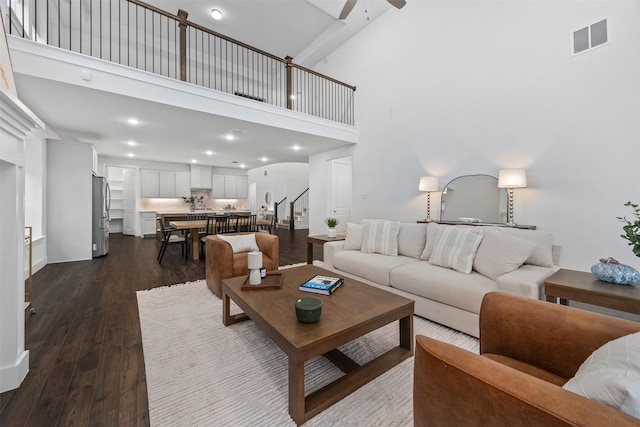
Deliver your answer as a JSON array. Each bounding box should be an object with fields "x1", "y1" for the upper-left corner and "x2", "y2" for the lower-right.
[{"x1": 299, "y1": 275, "x2": 344, "y2": 295}]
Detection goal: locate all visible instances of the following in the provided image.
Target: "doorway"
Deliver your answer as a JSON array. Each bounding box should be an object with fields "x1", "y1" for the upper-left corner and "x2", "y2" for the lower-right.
[{"x1": 329, "y1": 157, "x2": 352, "y2": 232}]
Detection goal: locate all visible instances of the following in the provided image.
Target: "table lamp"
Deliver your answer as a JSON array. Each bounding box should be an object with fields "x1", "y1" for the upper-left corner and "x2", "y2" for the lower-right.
[
  {"x1": 498, "y1": 169, "x2": 527, "y2": 227},
  {"x1": 419, "y1": 177, "x2": 439, "y2": 222},
  {"x1": 247, "y1": 251, "x2": 263, "y2": 285}
]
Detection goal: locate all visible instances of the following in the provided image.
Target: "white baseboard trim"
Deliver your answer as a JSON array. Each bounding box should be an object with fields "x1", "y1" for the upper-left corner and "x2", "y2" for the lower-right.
[{"x1": 0, "y1": 350, "x2": 29, "y2": 393}]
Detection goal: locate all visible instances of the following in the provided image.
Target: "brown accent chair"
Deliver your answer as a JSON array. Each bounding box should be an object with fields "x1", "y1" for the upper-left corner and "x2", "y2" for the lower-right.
[
  {"x1": 414, "y1": 291, "x2": 640, "y2": 427},
  {"x1": 205, "y1": 232, "x2": 279, "y2": 298}
]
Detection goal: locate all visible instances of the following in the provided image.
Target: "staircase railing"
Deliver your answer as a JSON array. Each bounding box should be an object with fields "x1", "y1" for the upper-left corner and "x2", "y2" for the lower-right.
[
  {"x1": 289, "y1": 188, "x2": 309, "y2": 231},
  {"x1": 5, "y1": 0, "x2": 356, "y2": 125},
  {"x1": 273, "y1": 196, "x2": 287, "y2": 227}
]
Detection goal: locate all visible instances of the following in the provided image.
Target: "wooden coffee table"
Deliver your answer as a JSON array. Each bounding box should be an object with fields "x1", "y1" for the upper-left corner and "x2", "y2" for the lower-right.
[
  {"x1": 545, "y1": 268, "x2": 640, "y2": 315},
  {"x1": 221, "y1": 265, "x2": 414, "y2": 425}
]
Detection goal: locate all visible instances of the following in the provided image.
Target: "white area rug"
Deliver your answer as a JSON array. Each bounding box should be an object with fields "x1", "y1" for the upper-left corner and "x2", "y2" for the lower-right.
[{"x1": 137, "y1": 280, "x2": 478, "y2": 426}]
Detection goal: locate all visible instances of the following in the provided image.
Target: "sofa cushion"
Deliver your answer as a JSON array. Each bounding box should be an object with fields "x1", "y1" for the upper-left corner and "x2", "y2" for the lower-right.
[
  {"x1": 333, "y1": 250, "x2": 418, "y2": 286},
  {"x1": 361, "y1": 220, "x2": 400, "y2": 256},
  {"x1": 563, "y1": 331, "x2": 640, "y2": 418},
  {"x1": 473, "y1": 228, "x2": 536, "y2": 280},
  {"x1": 420, "y1": 222, "x2": 446, "y2": 260},
  {"x1": 390, "y1": 261, "x2": 496, "y2": 313},
  {"x1": 216, "y1": 233, "x2": 259, "y2": 253},
  {"x1": 500, "y1": 228, "x2": 554, "y2": 267},
  {"x1": 343, "y1": 222, "x2": 365, "y2": 250},
  {"x1": 429, "y1": 227, "x2": 484, "y2": 274},
  {"x1": 397, "y1": 223, "x2": 428, "y2": 259}
]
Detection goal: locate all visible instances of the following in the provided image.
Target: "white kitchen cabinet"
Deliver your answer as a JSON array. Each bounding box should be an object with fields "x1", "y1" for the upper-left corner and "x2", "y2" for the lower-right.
[
  {"x1": 141, "y1": 212, "x2": 157, "y2": 237},
  {"x1": 236, "y1": 175, "x2": 248, "y2": 198},
  {"x1": 190, "y1": 165, "x2": 212, "y2": 189},
  {"x1": 142, "y1": 170, "x2": 190, "y2": 198},
  {"x1": 142, "y1": 170, "x2": 160, "y2": 197},
  {"x1": 212, "y1": 174, "x2": 226, "y2": 198},
  {"x1": 224, "y1": 175, "x2": 237, "y2": 198},
  {"x1": 175, "y1": 172, "x2": 191, "y2": 197}
]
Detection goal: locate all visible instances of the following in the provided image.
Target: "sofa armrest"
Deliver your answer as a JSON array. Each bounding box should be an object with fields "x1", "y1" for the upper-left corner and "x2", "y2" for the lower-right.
[
  {"x1": 255, "y1": 232, "x2": 279, "y2": 270},
  {"x1": 414, "y1": 335, "x2": 640, "y2": 427},
  {"x1": 496, "y1": 264, "x2": 559, "y2": 300},
  {"x1": 323, "y1": 241, "x2": 345, "y2": 269},
  {"x1": 480, "y1": 292, "x2": 640, "y2": 380},
  {"x1": 205, "y1": 235, "x2": 235, "y2": 297}
]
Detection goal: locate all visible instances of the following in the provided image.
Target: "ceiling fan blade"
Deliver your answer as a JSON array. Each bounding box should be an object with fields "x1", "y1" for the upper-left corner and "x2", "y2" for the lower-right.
[
  {"x1": 387, "y1": 0, "x2": 406, "y2": 9},
  {"x1": 339, "y1": 0, "x2": 358, "y2": 19}
]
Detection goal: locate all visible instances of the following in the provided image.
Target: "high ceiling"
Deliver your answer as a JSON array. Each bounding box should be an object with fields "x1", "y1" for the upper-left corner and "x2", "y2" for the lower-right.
[{"x1": 12, "y1": 0, "x2": 402, "y2": 169}]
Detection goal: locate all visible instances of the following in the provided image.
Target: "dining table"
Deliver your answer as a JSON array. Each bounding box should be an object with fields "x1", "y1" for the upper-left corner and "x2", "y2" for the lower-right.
[{"x1": 169, "y1": 219, "x2": 208, "y2": 260}]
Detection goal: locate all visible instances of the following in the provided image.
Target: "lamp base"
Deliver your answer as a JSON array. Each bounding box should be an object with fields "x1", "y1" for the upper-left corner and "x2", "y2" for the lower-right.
[{"x1": 249, "y1": 269, "x2": 262, "y2": 285}]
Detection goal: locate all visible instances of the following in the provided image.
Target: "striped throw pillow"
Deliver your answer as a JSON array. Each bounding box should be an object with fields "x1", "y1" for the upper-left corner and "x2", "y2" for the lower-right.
[
  {"x1": 360, "y1": 220, "x2": 400, "y2": 256},
  {"x1": 429, "y1": 227, "x2": 484, "y2": 274}
]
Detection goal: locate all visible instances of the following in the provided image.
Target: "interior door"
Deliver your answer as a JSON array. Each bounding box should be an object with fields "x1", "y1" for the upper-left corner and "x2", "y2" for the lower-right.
[
  {"x1": 123, "y1": 168, "x2": 135, "y2": 235},
  {"x1": 329, "y1": 157, "x2": 352, "y2": 232}
]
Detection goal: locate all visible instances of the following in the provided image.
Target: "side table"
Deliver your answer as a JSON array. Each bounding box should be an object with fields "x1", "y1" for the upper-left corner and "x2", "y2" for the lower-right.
[
  {"x1": 544, "y1": 268, "x2": 640, "y2": 315},
  {"x1": 306, "y1": 234, "x2": 345, "y2": 264}
]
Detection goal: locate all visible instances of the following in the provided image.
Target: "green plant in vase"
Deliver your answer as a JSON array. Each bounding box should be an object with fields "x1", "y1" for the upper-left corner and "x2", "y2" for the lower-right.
[
  {"x1": 618, "y1": 201, "x2": 640, "y2": 257},
  {"x1": 183, "y1": 195, "x2": 204, "y2": 211},
  {"x1": 325, "y1": 217, "x2": 338, "y2": 237}
]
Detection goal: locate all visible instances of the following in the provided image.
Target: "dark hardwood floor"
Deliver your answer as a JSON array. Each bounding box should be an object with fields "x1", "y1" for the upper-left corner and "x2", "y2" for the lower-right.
[{"x1": 0, "y1": 228, "x2": 321, "y2": 426}]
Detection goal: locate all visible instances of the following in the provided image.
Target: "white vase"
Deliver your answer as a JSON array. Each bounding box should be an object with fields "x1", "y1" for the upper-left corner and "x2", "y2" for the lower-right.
[{"x1": 328, "y1": 227, "x2": 337, "y2": 238}]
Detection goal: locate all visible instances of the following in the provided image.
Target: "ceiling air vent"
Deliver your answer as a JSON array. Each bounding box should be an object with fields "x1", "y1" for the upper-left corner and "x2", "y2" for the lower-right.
[{"x1": 573, "y1": 19, "x2": 608, "y2": 55}]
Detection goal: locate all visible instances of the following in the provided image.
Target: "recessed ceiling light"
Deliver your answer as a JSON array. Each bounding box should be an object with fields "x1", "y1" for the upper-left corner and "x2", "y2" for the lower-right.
[
  {"x1": 127, "y1": 153, "x2": 134, "y2": 157},
  {"x1": 225, "y1": 134, "x2": 235, "y2": 141},
  {"x1": 211, "y1": 9, "x2": 222, "y2": 20},
  {"x1": 239, "y1": 164, "x2": 246, "y2": 168},
  {"x1": 127, "y1": 140, "x2": 136, "y2": 146},
  {"x1": 292, "y1": 145, "x2": 301, "y2": 151},
  {"x1": 206, "y1": 150, "x2": 214, "y2": 156},
  {"x1": 191, "y1": 159, "x2": 197, "y2": 164},
  {"x1": 127, "y1": 118, "x2": 139, "y2": 125},
  {"x1": 260, "y1": 157, "x2": 268, "y2": 162}
]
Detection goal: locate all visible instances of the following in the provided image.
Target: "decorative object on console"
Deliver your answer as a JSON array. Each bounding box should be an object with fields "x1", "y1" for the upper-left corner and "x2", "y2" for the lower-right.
[
  {"x1": 617, "y1": 201, "x2": 640, "y2": 257},
  {"x1": 497, "y1": 169, "x2": 527, "y2": 226},
  {"x1": 591, "y1": 257, "x2": 640, "y2": 285},
  {"x1": 247, "y1": 251, "x2": 263, "y2": 285},
  {"x1": 325, "y1": 217, "x2": 338, "y2": 238},
  {"x1": 418, "y1": 176, "x2": 439, "y2": 222}
]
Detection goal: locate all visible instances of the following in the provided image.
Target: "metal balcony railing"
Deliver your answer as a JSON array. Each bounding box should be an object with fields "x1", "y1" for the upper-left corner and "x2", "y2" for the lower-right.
[{"x1": 6, "y1": 0, "x2": 356, "y2": 125}]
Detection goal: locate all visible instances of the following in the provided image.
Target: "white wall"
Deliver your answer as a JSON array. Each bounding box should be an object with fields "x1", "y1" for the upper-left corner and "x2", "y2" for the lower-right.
[
  {"x1": 310, "y1": 1, "x2": 640, "y2": 272},
  {"x1": 248, "y1": 162, "x2": 309, "y2": 210}
]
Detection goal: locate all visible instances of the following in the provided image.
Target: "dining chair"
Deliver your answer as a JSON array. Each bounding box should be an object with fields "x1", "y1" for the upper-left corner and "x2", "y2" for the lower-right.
[
  {"x1": 157, "y1": 218, "x2": 188, "y2": 264},
  {"x1": 234, "y1": 214, "x2": 256, "y2": 232},
  {"x1": 199, "y1": 215, "x2": 218, "y2": 258},
  {"x1": 258, "y1": 213, "x2": 276, "y2": 234},
  {"x1": 215, "y1": 215, "x2": 232, "y2": 234}
]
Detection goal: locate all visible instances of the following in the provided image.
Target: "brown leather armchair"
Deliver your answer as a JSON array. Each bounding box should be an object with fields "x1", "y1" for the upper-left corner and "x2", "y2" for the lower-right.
[
  {"x1": 205, "y1": 232, "x2": 279, "y2": 297},
  {"x1": 414, "y1": 291, "x2": 640, "y2": 427}
]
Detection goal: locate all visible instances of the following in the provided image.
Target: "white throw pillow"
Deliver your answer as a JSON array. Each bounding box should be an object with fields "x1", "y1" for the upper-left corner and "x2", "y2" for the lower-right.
[
  {"x1": 429, "y1": 227, "x2": 484, "y2": 274},
  {"x1": 216, "y1": 233, "x2": 259, "y2": 253},
  {"x1": 343, "y1": 223, "x2": 365, "y2": 251},
  {"x1": 500, "y1": 228, "x2": 554, "y2": 267},
  {"x1": 397, "y1": 223, "x2": 428, "y2": 259},
  {"x1": 473, "y1": 229, "x2": 536, "y2": 280},
  {"x1": 420, "y1": 222, "x2": 446, "y2": 260},
  {"x1": 563, "y1": 332, "x2": 640, "y2": 419},
  {"x1": 360, "y1": 220, "x2": 400, "y2": 256}
]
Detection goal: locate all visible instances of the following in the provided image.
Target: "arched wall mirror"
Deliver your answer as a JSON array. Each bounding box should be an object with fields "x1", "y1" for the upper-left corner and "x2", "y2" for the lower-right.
[{"x1": 440, "y1": 174, "x2": 507, "y2": 224}]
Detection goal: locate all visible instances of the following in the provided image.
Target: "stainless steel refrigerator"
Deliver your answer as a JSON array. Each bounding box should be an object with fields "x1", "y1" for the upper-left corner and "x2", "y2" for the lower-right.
[{"x1": 92, "y1": 175, "x2": 111, "y2": 257}]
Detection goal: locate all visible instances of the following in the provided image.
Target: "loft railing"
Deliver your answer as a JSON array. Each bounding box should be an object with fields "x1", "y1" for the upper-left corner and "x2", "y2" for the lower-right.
[{"x1": 5, "y1": 0, "x2": 356, "y2": 125}]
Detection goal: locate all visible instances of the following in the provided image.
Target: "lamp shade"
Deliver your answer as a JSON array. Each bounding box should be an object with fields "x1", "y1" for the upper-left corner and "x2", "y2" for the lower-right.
[
  {"x1": 498, "y1": 169, "x2": 527, "y2": 188},
  {"x1": 419, "y1": 176, "x2": 438, "y2": 192},
  {"x1": 247, "y1": 251, "x2": 262, "y2": 269}
]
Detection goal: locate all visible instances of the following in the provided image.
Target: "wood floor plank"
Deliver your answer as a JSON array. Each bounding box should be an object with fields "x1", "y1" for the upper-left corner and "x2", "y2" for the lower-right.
[{"x1": 0, "y1": 229, "x2": 311, "y2": 426}]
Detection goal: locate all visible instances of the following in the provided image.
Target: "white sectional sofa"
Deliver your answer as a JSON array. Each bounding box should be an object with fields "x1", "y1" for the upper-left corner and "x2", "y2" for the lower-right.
[{"x1": 323, "y1": 221, "x2": 561, "y2": 337}]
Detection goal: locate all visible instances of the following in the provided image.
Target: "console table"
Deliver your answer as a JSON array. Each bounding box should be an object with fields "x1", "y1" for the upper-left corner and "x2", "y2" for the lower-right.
[{"x1": 544, "y1": 268, "x2": 640, "y2": 315}]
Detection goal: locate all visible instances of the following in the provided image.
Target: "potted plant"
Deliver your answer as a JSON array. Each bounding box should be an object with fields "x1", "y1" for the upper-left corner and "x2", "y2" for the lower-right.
[
  {"x1": 325, "y1": 217, "x2": 338, "y2": 237},
  {"x1": 618, "y1": 201, "x2": 640, "y2": 257},
  {"x1": 183, "y1": 195, "x2": 204, "y2": 212}
]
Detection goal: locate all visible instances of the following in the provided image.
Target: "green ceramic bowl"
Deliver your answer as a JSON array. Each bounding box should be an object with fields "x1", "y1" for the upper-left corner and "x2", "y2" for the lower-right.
[{"x1": 295, "y1": 297, "x2": 323, "y2": 323}]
